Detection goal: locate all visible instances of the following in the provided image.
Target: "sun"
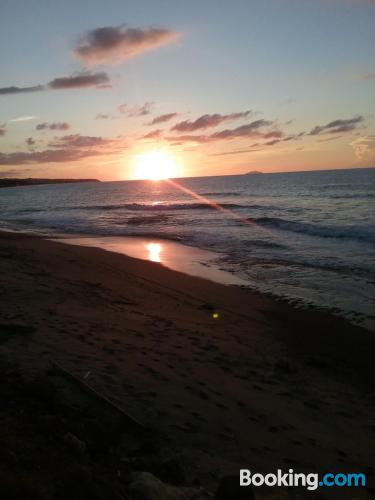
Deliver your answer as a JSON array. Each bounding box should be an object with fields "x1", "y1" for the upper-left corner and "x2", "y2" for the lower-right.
[{"x1": 134, "y1": 150, "x2": 179, "y2": 181}]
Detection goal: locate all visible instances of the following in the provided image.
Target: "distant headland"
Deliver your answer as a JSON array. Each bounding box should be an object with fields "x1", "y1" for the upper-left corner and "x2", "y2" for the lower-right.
[
  {"x1": 0, "y1": 178, "x2": 101, "y2": 189},
  {"x1": 243, "y1": 170, "x2": 263, "y2": 175}
]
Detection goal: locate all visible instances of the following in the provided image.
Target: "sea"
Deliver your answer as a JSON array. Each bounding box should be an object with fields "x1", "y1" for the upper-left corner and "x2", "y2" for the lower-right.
[{"x1": 1, "y1": 167, "x2": 374, "y2": 330}]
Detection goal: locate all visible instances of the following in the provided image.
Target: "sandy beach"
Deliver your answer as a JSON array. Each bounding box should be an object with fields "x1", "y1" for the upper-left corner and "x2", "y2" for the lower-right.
[{"x1": 0, "y1": 230, "x2": 374, "y2": 499}]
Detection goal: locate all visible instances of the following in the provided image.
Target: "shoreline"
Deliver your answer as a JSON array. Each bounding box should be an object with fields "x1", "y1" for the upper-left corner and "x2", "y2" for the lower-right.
[
  {"x1": 54, "y1": 233, "x2": 375, "y2": 332},
  {"x1": 4, "y1": 226, "x2": 371, "y2": 331},
  {"x1": 1, "y1": 230, "x2": 375, "y2": 497},
  {"x1": 51, "y1": 235, "x2": 248, "y2": 287}
]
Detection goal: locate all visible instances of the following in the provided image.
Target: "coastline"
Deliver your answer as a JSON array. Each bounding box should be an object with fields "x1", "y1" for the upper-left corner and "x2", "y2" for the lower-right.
[
  {"x1": 1, "y1": 230, "x2": 374, "y2": 497},
  {"x1": 53, "y1": 233, "x2": 375, "y2": 331}
]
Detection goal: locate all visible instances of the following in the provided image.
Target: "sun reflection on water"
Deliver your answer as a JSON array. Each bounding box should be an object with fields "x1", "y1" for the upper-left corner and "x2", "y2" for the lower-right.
[{"x1": 145, "y1": 242, "x2": 162, "y2": 262}]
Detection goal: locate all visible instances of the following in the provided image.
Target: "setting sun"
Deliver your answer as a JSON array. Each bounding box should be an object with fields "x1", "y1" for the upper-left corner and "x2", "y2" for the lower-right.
[{"x1": 134, "y1": 150, "x2": 179, "y2": 181}]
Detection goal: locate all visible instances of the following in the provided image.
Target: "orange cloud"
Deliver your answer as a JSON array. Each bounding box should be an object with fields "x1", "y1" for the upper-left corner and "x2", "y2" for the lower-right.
[{"x1": 0, "y1": 133, "x2": 127, "y2": 166}]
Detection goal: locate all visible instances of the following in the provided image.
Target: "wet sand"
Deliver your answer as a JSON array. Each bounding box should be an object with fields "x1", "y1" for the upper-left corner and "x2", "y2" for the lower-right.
[
  {"x1": 0, "y1": 230, "x2": 374, "y2": 498},
  {"x1": 54, "y1": 235, "x2": 247, "y2": 285}
]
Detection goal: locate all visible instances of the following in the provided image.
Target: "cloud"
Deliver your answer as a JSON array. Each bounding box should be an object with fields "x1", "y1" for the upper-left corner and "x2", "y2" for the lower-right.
[
  {"x1": 128, "y1": 102, "x2": 154, "y2": 117},
  {"x1": 26, "y1": 137, "x2": 36, "y2": 147},
  {"x1": 309, "y1": 116, "x2": 364, "y2": 135},
  {"x1": 74, "y1": 25, "x2": 180, "y2": 66},
  {"x1": 0, "y1": 72, "x2": 110, "y2": 97},
  {"x1": 0, "y1": 125, "x2": 6, "y2": 137},
  {"x1": 142, "y1": 129, "x2": 163, "y2": 140},
  {"x1": 362, "y1": 72, "x2": 375, "y2": 80},
  {"x1": 48, "y1": 134, "x2": 111, "y2": 149},
  {"x1": 0, "y1": 148, "x2": 101, "y2": 165},
  {"x1": 148, "y1": 112, "x2": 179, "y2": 125},
  {"x1": 118, "y1": 102, "x2": 154, "y2": 117},
  {"x1": 9, "y1": 116, "x2": 36, "y2": 122},
  {"x1": 36, "y1": 122, "x2": 70, "y2": 131},
  {"x1": 165, "y1": 119, "x2": 278, "y2": 144},
  {"x1": 350, "y1": 135, "x2": 375, "y2": 160},
  {"x1": 0, "y1": 168, "x2": 32, "y2": 177},
  {"x1": 317, "y1": 135, "x2": 342, "y2": 143},
  {"x1": 211, "y1": 147, "x2": 263, "y2": 156},
  {"x1": 237, "y1": 131, "x2": 304, "y2": 148},
  {"x1": 0, "y1": 85, "x2": 45, "y2": 95},
  {"x1": 211, "y1": 120, "x2": 275, "y2": 140},
  {"x1": 171, "y1": 111, "x2": 251, "y2": 132},
  {"x1": 264, "y1": 139, "x2": 280, "y2": 146},
  {"x1": 48, "y1": 72, "x2": 110, "y2": 89},
  {"x1": 0, "y1": 131, "x2": 126, "y2": 166}
]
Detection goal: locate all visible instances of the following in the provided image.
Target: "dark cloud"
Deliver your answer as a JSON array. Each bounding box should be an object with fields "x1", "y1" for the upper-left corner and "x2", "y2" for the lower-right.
[
  {"x1": 36, "y1": 122, "x2": 70, "y2": 131},
  {"x1": 282, "y1": 132, "x2": 305, "y2": 141},
  {"x1": 48, "y1": 134, "x2": 110, "y2": 149},
  {"x1": 148, "y1": 112, "x2": 179, "y2": 125},
  {"x1": 48, "y1": 72, "x2": 110, "y2": 89},
  {"x1": 260, "y1": 131, "x2": 304, "y2": 146},
  {"x1": 26, "y1": 137, "x2": 35, "y2": 146},
  {"x1": 165, "y1": 119, "x2": 276, "y2": 144},
  {"x1": 0, "y1": 126, "x2": 6, "y2": 137},
  {"x1": 128, "y1": 102, "x2": 154, "y2": 117},
  {"x1": 263, "y1": 130, "x2": 284, "y2": 139},
  {"x1": 210, "y1": 120, "x2": 274, "y2": 140},
  {"x1": 0, "y1": 73, "x2": 110, "y2": 97},
  {"x1": 309, "y1": 116, "x2": 364, "y2": 135},
  {"x1": 0, "y1": 85, "x2": 45, "y2": 95},
  {"x1": 0, "y1": 148, "x2": 100, "y2": 165},
  {"x1": 171, "y1": 111, "x2": 251, "y2": 132},
  {"x1": 74, "y1": 25, "x2": 180, "y2": 66}
]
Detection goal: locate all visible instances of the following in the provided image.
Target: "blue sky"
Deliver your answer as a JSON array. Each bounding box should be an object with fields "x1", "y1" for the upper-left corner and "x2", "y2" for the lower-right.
[{"x1": 0, "y1": 0, "x2": 374, "y2": 179}]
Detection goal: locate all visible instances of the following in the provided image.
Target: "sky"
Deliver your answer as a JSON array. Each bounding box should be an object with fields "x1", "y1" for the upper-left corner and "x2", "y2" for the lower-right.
[{"x1": 0, "y1": 0, "x2": 374, "y2": 180}]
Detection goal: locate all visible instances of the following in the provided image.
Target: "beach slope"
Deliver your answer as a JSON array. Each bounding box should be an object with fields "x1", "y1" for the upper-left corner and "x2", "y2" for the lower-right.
[{"x1": 0, "y1": 231, "x2": 374, "y2": 498}]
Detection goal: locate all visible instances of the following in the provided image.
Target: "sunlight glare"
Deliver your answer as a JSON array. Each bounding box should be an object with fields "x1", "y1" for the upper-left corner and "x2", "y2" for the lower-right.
[
  {"x1": 134, "y1": 150, "x2": 179, "y2": 181},
  {"x1": 145, "y1": 242, "x2": 162, "y2": 262}
]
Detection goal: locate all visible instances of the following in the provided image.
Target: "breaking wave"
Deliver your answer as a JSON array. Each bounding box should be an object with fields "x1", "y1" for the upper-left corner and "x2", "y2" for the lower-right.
[{"x1": 247, "y1": 216, "x2": 375, "y2": 244}]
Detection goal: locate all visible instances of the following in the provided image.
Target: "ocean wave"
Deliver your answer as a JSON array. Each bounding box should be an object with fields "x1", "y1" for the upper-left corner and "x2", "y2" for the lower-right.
[
  {"x1": 64, "y1": 201, "x2": 251, "y2": 211},
  {"x1": 245, "y1": 239, "x2": 288, "y2": 249},
  {"x1": 198, "y1": 191, "x2": 241, "y2": 197},
  {"x1": 247, "y1": 216, "x2": 375, "y2": 244},
  {"x1": 329, "y1": 193, "x2": 375, "y2": 200},
  {"x1": 119, "y1": 215, "x2": 170, "y2": 225}
]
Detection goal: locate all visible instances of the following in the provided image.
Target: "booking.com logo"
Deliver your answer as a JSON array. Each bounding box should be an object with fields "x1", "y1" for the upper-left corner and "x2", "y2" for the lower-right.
[{"x1": 240, "y1": 469, "x2": 366, "y2": 491}]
